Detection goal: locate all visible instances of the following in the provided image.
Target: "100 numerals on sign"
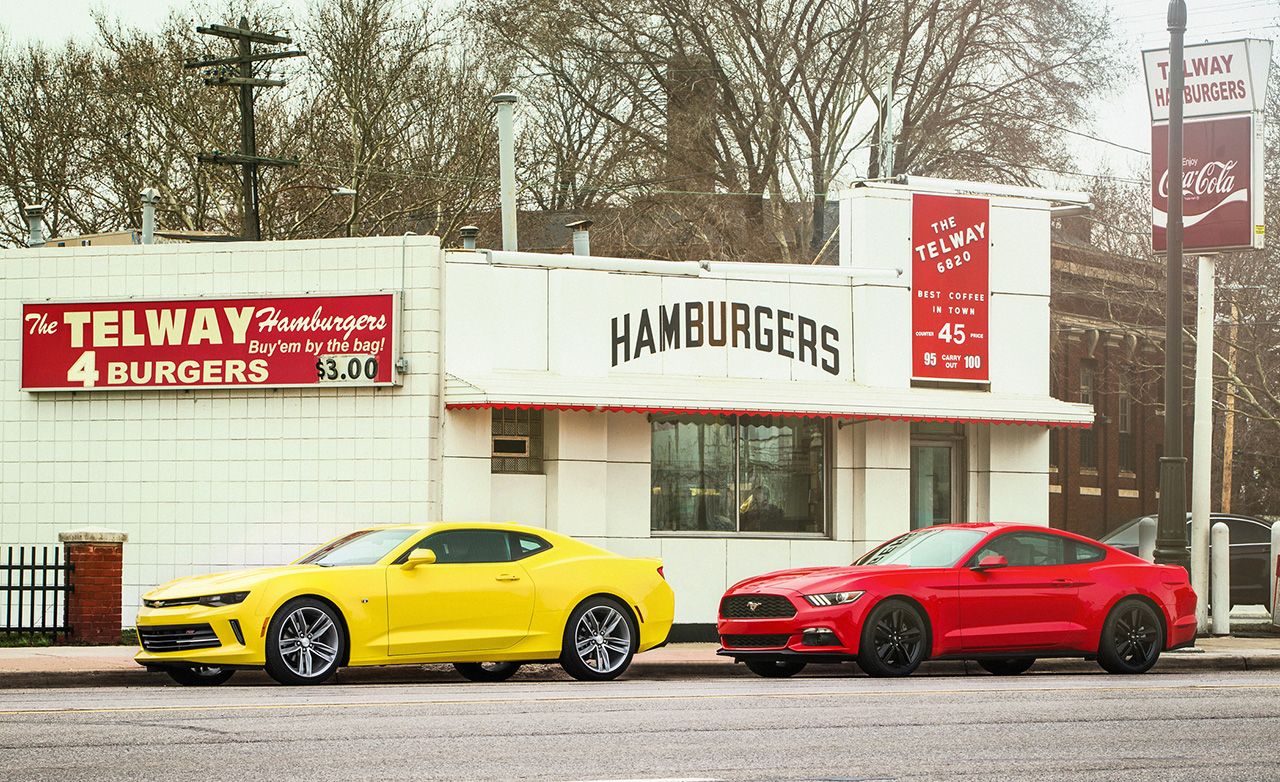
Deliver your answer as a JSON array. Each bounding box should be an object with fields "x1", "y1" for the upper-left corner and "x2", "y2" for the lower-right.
[{"x1": 910, "y1": 193, "x2": 990, "y2": 383}]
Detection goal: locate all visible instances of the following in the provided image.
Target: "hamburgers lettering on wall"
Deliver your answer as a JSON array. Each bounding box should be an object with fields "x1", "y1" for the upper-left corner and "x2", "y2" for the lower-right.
[{"x1": 611, "y1": 301, "x2": 840, "y2": 376}]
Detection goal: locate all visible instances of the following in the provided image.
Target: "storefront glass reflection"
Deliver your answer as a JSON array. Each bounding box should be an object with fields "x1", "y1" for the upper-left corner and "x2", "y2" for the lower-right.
[{"x1": 650, "y1": 414, "x2": 827, "y2": 535}]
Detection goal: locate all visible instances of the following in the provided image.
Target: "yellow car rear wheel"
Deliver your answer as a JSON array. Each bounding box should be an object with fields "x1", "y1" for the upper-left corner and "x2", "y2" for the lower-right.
[{"x1": 560, "y1": 596, "x2": 637, "y2": 682}]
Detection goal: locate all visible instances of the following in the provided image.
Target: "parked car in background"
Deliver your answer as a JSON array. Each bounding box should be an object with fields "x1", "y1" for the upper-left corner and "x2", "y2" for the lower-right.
[
  {"x1": 1099, "y1": 513, "x2": 1274, "y2": 608},
  {"x1": 135, "y1": 522, "x2": 674, "y2": 686},
  {"x1": 718, "y1": 523, "x2": 1196, "y2": 678}
]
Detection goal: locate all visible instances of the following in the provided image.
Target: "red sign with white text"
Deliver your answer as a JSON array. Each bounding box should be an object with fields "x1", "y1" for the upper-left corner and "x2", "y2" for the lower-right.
[
  {"x1": 911, "y1": 194, "x2": 990, "y2": 383},
  {"x1": 1152, "y1": 114, "x2": 1255, "y2": 253},
  {"x1": 21, "y1": 293, "x2": 399, "y2": 391}
]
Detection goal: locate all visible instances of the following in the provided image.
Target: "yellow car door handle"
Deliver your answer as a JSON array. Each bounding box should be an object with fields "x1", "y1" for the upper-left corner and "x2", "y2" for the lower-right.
[{"x1": 495, "y1": 574, "x2": 521, "y2": 582}]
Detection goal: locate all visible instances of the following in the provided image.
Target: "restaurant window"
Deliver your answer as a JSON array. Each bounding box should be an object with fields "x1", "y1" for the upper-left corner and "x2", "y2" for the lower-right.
[
  {"x1": 491, "y1": 409, "x2": 544, "y2": 474},
  {"x1": 910, "y1": 422, "x2": 965, "y2": 529},
  {"x1": 1118, "y1": 382, "x2": 1136, "y2": 474},
  {"x1": 1079, "y1": 361, "x2": 1098, "y2": 470},
  {"x1": 650, "y1": 414, "x2": 828, "y2": 535}
]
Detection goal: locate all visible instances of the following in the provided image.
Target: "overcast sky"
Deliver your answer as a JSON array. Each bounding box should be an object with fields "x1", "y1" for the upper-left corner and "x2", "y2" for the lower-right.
[{"x1": 3, "y1": 0, "x2": 1278, "y2": 192}]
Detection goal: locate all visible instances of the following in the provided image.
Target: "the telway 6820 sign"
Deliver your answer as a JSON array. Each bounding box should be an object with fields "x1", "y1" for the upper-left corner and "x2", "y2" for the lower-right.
[
  {"x1": 911, "y1": 193, "x2": 990, "y2": 383},
  {"x1": 21, "y1": 293, "x2": 399, "y2": 391}
]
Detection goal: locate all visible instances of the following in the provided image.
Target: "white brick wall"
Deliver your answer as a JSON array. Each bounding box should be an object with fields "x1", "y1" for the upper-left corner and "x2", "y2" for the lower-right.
[{"x1": 0, "y1": 236, "x2": 443, "y2": 622}]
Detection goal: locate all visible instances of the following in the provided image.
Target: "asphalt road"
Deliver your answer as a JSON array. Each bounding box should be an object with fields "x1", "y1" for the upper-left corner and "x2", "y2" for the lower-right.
[{"x1": 1, "y1": 668, "x2": 1278, "y2": 782}]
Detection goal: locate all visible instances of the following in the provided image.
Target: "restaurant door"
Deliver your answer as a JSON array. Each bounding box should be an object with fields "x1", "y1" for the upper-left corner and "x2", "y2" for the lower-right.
[{"x1": 910, "y1": 423, "x2": 966, "y2": 529}]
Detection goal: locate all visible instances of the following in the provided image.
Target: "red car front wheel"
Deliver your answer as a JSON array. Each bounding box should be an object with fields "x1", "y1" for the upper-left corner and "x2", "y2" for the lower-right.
[{"x1": 858, "y1": 598, "x2": 929, "y2": 677}]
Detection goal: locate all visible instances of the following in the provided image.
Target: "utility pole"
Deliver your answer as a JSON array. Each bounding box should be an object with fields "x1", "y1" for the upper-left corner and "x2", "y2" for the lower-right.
[
  {"x1": 1155, "y1": 0, "x2": 1190, "y2": 571},
  {"x1": 187, "y1": 16, "x2": 304, "y2": 241}
]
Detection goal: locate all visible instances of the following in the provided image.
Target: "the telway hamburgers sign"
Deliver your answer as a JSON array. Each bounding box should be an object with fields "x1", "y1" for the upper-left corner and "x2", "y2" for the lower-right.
[
  {"x1": 21, "y1": 293, "x2": 399, "y2": 391},
  {"x1": 1144, "y1": 38, "x2": 1271, "y2": 253}
]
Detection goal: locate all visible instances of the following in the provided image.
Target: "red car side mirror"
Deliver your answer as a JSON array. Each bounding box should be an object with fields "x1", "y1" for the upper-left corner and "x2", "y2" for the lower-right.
[{"x1": 973, "y1": 554, "x2": 1008, "y2": 571}]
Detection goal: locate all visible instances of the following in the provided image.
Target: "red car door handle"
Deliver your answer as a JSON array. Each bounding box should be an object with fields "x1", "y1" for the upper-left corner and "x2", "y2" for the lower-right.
[{"x1": 1052, "y1": 578, "x2": 1077, "y2": 587}]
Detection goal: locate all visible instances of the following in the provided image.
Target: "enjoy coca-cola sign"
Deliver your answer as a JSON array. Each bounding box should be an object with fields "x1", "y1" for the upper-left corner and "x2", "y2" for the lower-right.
[{"x1": 1152, "y1": 114, "x2": 1255, "y2": 252}]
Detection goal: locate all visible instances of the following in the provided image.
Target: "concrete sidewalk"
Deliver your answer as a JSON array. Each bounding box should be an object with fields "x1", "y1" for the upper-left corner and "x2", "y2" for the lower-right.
[{"x1": 1, "y1": 636, "x2": 1279, "y2": 688}]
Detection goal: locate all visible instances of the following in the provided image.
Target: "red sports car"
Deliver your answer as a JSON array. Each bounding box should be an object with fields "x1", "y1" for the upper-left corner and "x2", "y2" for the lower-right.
[{"x1": 718, "y1": 523, "x2": 1197, "y2": 678}]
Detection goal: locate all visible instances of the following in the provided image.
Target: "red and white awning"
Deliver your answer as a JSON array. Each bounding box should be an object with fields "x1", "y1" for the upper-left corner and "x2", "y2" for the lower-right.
[{"x1": 445, "y1": 371, "x2": 1093, "y2": 428}]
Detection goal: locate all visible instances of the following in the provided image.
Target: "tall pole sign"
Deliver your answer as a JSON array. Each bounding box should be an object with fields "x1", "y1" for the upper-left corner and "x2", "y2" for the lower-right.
[
  {"x1": 1144, "y1": 38, "x2": 1273, "y2": 252},
  {"x1": 1143, "y1": 24, "x2": 1272, "y2": 623}
]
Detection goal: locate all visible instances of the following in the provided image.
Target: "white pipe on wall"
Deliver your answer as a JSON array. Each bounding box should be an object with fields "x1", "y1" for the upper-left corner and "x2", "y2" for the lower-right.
[{"x1": 493, "y1": 93, "x2": 519, "y2": 251}]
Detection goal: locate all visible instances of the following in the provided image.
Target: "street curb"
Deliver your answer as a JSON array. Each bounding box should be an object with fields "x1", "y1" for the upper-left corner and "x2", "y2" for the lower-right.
[{"x1": 2, "y1": 652, "x2": 1278, "y2": 689}]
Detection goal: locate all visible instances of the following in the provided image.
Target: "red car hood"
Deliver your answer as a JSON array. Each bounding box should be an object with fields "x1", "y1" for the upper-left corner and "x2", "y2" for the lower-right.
[{"x1": 728, "y1": 565, "x2": 915, "y2": 595}]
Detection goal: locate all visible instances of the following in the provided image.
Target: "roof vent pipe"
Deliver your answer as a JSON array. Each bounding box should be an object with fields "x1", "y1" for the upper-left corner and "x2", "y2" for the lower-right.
[
  {"x1": 459, "y1": 225, "x2": 480, "y2": 250},
  {"x1": 24, "y1": 204, "x2": 45, "y2": 248},
  {"x1": 492, "y1": 92, "x2": 519, "y2": 251},
  {"x1": 566, "y1": 219, "x2": 592, "y2": 256},
  {"x1": 140, "y1": 187, "x2": 160, "y2": 245}
]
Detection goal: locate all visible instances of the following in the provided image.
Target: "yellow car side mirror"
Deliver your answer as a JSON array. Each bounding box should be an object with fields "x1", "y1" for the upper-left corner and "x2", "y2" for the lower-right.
[{"x1": 404, "y1": 548, "x2": 437, "y2": 568}]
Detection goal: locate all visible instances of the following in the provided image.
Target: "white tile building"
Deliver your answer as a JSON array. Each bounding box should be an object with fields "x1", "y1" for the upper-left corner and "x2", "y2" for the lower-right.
[{"x1": 1, "y1": 186, "x2": 1090, "y2": 628}]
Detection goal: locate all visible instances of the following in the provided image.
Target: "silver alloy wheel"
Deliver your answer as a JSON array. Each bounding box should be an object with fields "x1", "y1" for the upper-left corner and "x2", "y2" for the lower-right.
[
  {"x1": 574, "y1": 604, "x2": 631, "y2": 674},
  {"x1": 277, "y1": 606, "x2": 340, "y2": 678}
]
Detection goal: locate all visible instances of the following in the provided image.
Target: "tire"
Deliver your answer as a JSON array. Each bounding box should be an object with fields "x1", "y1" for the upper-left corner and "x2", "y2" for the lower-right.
[
  {"x1": 264, "y1": 597, "x2": 345, "y2": 685},
  {"x1": 857, "y1": 598, "x2": 929, "y2": 678},
  {"x1": 560, "y1": 596, "x2": 637, "y2": 681},
  {"x1": 453, "y1": 662, "x2": 521, "y2": 682},
  {"x1": 164, "y1": 665, "x2": 235, "y2": 686},
  {"x1": 977, "y1": 657, "x2": 1036, "y2": 676},
  {"x1": 1097, "y1": 598, "x2": 1163, "y2": 675},
  {"x1": 744, "y1": 658, "x2": 807, "y2": 678}
]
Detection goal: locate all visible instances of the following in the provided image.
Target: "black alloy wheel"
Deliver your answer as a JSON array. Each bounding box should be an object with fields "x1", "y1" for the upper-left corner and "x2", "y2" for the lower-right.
[
  {"x1": 743, "y1": 658, "x2": 807, "y2": 678},
  {"x1": 977, "y1": 657, "x2": 1036, "y2": 676},
  {"x1": 164, "y1": 665, "x2": 236, "y2": 686},
  {"x1": 1097, "y1": 598, "x2": 1162, "y2": 674},
  {"x1": 453, "y1": 662, "x2": 522, "y2": 682},
  {"x1": 858, "y1": 598, "x2": 929, "y2": 677}
]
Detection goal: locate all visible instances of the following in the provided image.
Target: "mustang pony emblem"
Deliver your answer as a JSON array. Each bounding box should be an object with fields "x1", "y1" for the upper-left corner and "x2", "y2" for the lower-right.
[{"x1": 747, "y1": 601, "x2": 762, "y2": 612}]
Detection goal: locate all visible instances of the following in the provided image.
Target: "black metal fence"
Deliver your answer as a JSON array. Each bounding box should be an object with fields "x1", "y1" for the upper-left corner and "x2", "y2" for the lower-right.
[{"x1": 1, "y1": 546, "x2": 73, "y2": 637}]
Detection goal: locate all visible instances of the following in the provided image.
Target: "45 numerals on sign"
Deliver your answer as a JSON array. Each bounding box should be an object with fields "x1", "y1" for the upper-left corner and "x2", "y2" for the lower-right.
[{"x1": 315, "y1": 354, "x2": 379, "y2": 384}]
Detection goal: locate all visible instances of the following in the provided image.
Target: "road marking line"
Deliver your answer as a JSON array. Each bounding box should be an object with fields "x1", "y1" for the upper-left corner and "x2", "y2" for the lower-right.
[{"x1": 1, "y1": 681, "x2": 1275, "y2": 717}]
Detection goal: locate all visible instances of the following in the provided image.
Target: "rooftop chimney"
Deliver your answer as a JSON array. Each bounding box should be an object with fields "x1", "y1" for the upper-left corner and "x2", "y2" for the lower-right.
[
  {"x1": 459, "y1": 225, "x2": 480, "y2": 250},
  {"x1": 24, "y1": 204, "x2": 45, "y2": 248},
  {"x1": 140, "y1": 187, "x2": 160, "y2": 245},
  {"x1": 566, "y1": 219, "x2": 593, "y2": 256}
]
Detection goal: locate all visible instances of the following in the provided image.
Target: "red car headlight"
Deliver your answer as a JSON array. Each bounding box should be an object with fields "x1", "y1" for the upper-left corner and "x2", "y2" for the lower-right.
[{"x1": 803, "y1": 591, "x2": 864, "y2": 607}]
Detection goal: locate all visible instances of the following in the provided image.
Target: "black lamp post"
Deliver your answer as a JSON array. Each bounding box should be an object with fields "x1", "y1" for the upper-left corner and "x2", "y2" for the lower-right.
[{"x1": 1155, "y1": 0, "x2": 1190, "y2": 570}]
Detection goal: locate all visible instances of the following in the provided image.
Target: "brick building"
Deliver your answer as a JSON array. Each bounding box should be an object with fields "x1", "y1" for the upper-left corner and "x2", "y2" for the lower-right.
[{"x1": 1048, "y1": 231, "x2": 1194, "y2": 540}]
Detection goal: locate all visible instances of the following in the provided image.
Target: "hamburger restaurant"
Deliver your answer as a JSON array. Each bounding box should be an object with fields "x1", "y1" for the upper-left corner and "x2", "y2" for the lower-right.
[{"x1": 1, "y1": 183, "x2": 1093, "y2": 629}]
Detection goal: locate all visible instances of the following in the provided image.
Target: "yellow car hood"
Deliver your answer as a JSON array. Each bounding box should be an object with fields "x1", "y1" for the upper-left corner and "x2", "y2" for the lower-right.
[{"x1": 145, "y1": 565, "x2": 317, "y2": 600}]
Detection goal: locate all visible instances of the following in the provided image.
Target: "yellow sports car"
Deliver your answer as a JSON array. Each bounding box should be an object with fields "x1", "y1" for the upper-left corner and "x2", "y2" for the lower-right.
[{"x1": 134, "y1": 522, "x2": 674, "y2": 686}]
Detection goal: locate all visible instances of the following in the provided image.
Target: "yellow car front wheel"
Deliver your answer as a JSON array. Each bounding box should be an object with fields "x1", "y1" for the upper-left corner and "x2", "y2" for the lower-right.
[{"x1": 265, "y1": 598, "x2": 345, "y2": 686}]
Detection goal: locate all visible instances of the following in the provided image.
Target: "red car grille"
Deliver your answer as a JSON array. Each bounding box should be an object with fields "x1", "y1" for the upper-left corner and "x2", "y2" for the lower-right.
[
  {"x1": 722, "y1": 634, "x2": 791, "y2": 648},
  {"x1": 720, "y1": 594, "x2": 796, "y2": 619}
]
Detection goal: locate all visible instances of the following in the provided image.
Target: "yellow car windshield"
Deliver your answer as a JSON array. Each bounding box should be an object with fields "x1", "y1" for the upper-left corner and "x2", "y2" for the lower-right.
[{"x1": 299, "y1": 528, "x2": 418, "y2": 567}]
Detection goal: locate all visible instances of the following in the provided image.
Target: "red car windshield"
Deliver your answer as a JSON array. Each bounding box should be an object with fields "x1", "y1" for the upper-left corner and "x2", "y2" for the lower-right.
[{"x1": 855, "y1": 527, "x2": 986, "y2": 568}]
